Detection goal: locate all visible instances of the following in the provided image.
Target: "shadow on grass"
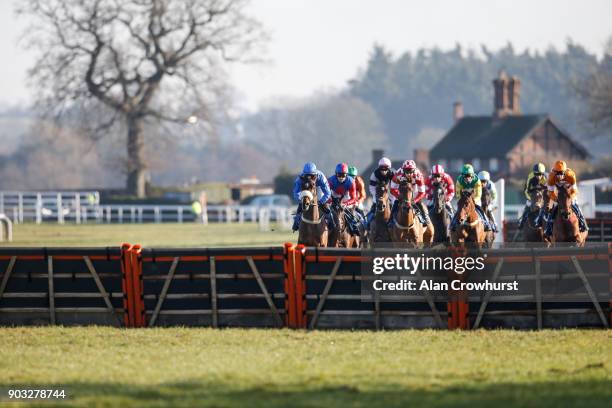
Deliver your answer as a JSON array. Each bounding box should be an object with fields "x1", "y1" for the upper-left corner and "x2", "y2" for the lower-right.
[{"x1": 1, "y1": 379, "x2": 611, "y2": 408}]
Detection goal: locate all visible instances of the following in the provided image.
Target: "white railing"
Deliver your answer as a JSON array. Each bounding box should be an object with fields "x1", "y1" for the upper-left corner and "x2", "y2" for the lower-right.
[
  {"x1": 0, "y1": 191, "x2": 294, "y2": 224},
  {"x1": 257, "y1": 207, "x2": 294, "y2": 231},
  {"x1": 0, "y1": 214, "x2": 13, "y2": 242},
  {"x1": 0, "y1": 191, "x2": 100, "y2": 224}
]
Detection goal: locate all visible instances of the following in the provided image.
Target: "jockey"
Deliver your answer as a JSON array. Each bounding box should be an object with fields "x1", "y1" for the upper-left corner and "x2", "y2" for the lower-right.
[
  {"x1": 518, "y1": 163, "x2": 548, "y2": 229},
  {"x1": 450, "y1": 164, "x2": 491, "y2": 232},
  {"x1": 477, "y1": 171, "x2": 498, "y2": 233},
  {"x1": 544, "y1": 160, "x2": 588, "y2": 237},
  {"x1": 328, "y1": 163, "x2": 360, "y2": 235},
  {"x1": 348, "y1": 166, "x2": 366, "y2": 211},
  {"x1": 425, "y1": 164, "x2": 455, "y2": 216},
  {"x1": 365, "y1": 157, "x2": 395, "y2": 226},
  {"x1": 389, "y1": 160, "x2": 431, "y2": 226},
  {"x1": 291, "y1": 162, "x2": 333, "y2": 232}
]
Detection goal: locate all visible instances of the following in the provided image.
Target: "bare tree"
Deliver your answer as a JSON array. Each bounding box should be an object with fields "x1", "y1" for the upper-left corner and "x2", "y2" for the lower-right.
[
  {"x1": 19, "y1": 0, "x2": 265, "y2": 197},
  {"x1": 576, "y1": 36, "x2": 612, "y2": 134}
]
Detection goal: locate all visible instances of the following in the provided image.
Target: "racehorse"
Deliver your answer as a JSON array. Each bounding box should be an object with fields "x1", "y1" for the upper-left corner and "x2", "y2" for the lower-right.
[
  {"x1": 328, "y1": 196, "x2": 358, "y2": 248},
  {"x1": 548, "y1": 186, "x2": 588, "y2": 244},
  {"x1": 429, "y1": 182, "x2": 451, "y2": 243},
  {"x1": 451, "y1": 190, "x2": 485, "y2": 245},
  {"x1": 369, "y1": 180, "x2": 392, "y2": 243},
  {"x1": 523, "y1": 185, "x2": 549, "y2": 243},
  {"x1": 390, "y1": 180, "x2": 426, "y2": 247},
  {"x1": 480, "y1": 186, "x2": 496, "y2": 248},
  {"x1": 297, "y1": 175, "x2": 328, "y2": 247}
]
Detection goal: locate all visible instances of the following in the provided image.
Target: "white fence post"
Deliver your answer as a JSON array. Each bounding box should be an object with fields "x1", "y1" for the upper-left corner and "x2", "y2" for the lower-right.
[
  {"x1": 75, "y1": 193, "x2": 81, "y2": 224},
  {"x1": 18, "y1": 193, "x2": 23, "y2": 223},
  {"x1": 36, "y1": 193, "x2": 42, "y2": 224}
]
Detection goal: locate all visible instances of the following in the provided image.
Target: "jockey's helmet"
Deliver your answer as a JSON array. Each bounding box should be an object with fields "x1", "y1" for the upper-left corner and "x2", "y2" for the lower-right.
[
  {"x1": 335, "y1": 163, "x2": 348, "y2": 178},
  {"x1": 378, "y1": 157, "x2": 392, "y2": 169},
  {"x1": 478, "y1": 171, "x2": 491, "y2": 182},
  {"x1": 461, "y1": 164, "x2": 475, "y2": 176},
  {"x1": 348, "y1": 166, "x2": 358, "y2": 177},
  {"x1": 431, "y1": 164, "x2": 445, "y2": 176},
  {"x1": 402, "y1": 160, "x2": 417, "y2": 173},
  {"x1": 533, "y1": 163, "x2": 546, "y2": 175},
  {"x1": 552, "y1": 160, "x2": 567, "y2": 174},
  {"x1": 303, "y1": 162, "x2": 317, "y2": 175}
]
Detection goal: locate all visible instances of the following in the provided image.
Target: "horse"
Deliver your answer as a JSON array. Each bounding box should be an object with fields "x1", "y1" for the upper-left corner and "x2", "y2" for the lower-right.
[
  {"x1": 451, "y1": 190, "x2": 485, "y2": 245},
  {"x1": 390, "y1": 180, "x2": 426, "y2": 247},
  {"x1": 429, "y1": 182, "x2": 451, "y2": 243},
  {"x1": 328, "y1": 196, "x2": 358, "y2": 248},
  {"x1": 480, "y1": 186, "x2": 496, "y2": 248},
  {"x1": 547, "y1": 186, "x2": 588, "y2": 244},
  {"x1": 297, "y1": 175, "x2": 328, "y2": 247},
  {"x1": 369, "y1": 180, "x2": 392, "y2": 244},
  {"x1": 522, "y1": 186, "x2": 549, "y2": 243}
]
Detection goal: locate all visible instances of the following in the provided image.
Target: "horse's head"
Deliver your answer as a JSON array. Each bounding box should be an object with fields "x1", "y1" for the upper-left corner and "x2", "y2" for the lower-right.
[
  {"x1": 298, "y1": 174, "x2": 317, "y2": 210},
  {"x1": 481, "y1": 185, "x2": 492, "y2": 209},
  {"x1": 457, "y1": 190, "x2": 475, "y2": 224},
  {"x1": 432, "y1": 181, "x2": 445, "y2": 213},
  {"x1": 375, "y1": 181, "x2": 389, "y2": 212},
  {"x1": 331, "y1": 196, "x2": 343, "y2": 212},
  {"x1": 529, "y1": 187, "x2": 544, "y2": 211},
  {"x1": 557, "y1": 186, "x2": 573, "y2": 220},
  {"x1": 398, "y1": 180, "x2": 413, "y2": 209}
]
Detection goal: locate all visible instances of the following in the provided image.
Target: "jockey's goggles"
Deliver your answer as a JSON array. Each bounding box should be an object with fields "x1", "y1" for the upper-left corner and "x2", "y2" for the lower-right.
[
  {"x1": 404, "y1": 168, "x2": 415, "y2": 174},
  {"x1": 432, "y1": 173, "x2": 441, "y2": 178},
  {"x1": 379, "y1": 166, "x2": 389, "y2": 172},
  {"x1": 336, "y1": 173, "x2": 347, "y2": 178},
  {"x1": 534, "y1": 172, "x2": 542, "y2": 176},
  {"x1": 553, "y1": 170, "x2": 564, "y2": 176}
]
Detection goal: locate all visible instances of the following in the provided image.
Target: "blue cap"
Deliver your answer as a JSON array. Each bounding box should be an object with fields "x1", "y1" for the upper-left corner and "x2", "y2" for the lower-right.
[{"x1": 303, "y1": 162, "x2": 317, "y2": 175}]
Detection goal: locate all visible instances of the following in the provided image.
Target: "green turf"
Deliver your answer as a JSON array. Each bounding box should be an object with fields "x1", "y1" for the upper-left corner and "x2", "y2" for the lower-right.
[
  {"x1": 0, "y1": 327, "x2": 610, "y2": 407},
  {"x1": 0, "y1": 223, "x2": 295, "y2": 247}
]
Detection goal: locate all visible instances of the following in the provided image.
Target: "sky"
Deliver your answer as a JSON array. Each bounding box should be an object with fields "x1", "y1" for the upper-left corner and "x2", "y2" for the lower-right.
[{"x1": 0, "y1": 0, "x2": 611, "y2": 112}]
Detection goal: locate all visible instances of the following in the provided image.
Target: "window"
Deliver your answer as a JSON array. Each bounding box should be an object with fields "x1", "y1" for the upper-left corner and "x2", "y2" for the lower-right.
[
  {"x1": 490, "y1": 158, "x2": 499, "y2": 172},
  {"x1": 472, "y1": 158, "x2": 481, "y2": 171}
]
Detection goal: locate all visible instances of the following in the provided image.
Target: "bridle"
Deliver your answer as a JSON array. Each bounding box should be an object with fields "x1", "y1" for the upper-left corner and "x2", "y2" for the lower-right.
[
  {"x1": 298, "y1": 188, "x2": 324, "y2": 225},
  {"x1": 457, "y1": 193, "x2": 480, "y2": 227},
  {"x1": 394, "y1": 182, "x2": 415, "y2": 230}
]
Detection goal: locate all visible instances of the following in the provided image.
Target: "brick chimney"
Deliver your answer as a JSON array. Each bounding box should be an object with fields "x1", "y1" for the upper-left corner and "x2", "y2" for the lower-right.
[
  {"x1": 414, "y1": 148, "x2": 430, "y2": 171},
  {"x1": 493, "y1": 70, "x2": 510, "y2": 117},
  {"x1": 508, "y1": 75, "x2": 521, "y2": 115},
  {"x1": 453, "y1": 101, "x2": 464, "y2": 123}
]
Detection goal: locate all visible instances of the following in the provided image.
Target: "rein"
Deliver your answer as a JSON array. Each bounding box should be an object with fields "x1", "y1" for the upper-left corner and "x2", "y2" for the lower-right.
[{"x1": 393, "y1": 198, "x2": 415, "y2": 230}]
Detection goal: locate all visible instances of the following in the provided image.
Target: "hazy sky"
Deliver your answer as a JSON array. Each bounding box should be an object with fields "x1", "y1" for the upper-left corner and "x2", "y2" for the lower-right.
[{"x1": 0, "y1": 0, "x2": 610, "y2": 111}]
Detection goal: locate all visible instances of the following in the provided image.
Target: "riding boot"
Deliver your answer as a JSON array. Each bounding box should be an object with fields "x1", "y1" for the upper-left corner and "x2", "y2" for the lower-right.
[
  {"x1": 544, "y1": 206, "x2": 558, "y2": 237},
  {"x1": 321, "y1": 203, "x2": 335, "y2": 229},
  {"x1": 518, "y1": 205, "x2": 529, "y2": 229},
  {"x1": 571, "y1": 203, "x2": 589, "y2": 232},
  {"x1": 365, "y1": 203, "x2": 375, "y2": 229},
  {"x1": 418, "y1": 202, "x2": 431, "y2": 225},
  {"x1": 487, "y1": 209, "x2": 498, "y2": 233},
  {"x1": 292, "y1": 204, "x2": 302, "y2": 232},
  {"x1": 475, "y1": 205, "x2": 491, "y2": 231},
  {"x1": 445, "y1": 202, "x2": 455, "y2": 217},
  {"x1": 344, "y1": 210, "x2": 359, "y2": 236},
  {"x1": 449, "y1": 212, "x2": 459, "y2": 232}
]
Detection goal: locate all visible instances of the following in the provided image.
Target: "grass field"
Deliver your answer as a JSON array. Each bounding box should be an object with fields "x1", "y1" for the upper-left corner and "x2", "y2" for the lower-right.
[
  {"x1": 1, "y1": 223, "x2": 295, "y2": 247},
  {"x1": 0, "y1": 328, "x2": 610, "y2": 407}
]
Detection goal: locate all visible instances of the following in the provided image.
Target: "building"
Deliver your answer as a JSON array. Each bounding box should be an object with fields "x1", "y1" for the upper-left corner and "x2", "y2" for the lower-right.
[{"x1": 428, "y1": 71, "x2": 590, "y2": 177}]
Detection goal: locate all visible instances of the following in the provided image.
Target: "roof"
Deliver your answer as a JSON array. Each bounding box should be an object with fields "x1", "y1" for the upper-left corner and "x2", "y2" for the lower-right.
[{"x1": 430, "y1": 114, "x2": 548, "y2": 159}]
